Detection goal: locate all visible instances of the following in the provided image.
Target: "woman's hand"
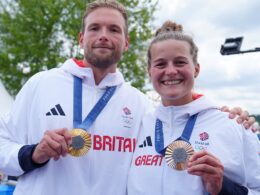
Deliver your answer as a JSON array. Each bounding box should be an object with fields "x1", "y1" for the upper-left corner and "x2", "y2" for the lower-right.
[{"x1": 187, "y1": 150, "x2": 224, "y2": 195}]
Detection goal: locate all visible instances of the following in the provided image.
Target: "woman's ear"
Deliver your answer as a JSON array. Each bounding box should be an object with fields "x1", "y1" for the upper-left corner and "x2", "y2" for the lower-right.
[
  {"x1": 194, "y1": 63, "x2": 200, "y2": 78},
  {"x1": 148, "y1": 66, "x2": 151, "y2": 78}
]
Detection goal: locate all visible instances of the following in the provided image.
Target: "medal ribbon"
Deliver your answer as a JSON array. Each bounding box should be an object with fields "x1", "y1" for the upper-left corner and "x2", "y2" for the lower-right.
[
  {"x1": 155, "y1": 113, "x2": 198, "y2": 155},
  {"x1": 73, "y1": 76, "x2": 116, "y2": 130}
]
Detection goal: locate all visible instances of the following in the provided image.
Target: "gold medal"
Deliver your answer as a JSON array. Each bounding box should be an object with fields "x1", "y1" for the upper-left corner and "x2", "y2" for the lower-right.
[
  {"x1": 165, "y1": 140, "x2": 194, "y2": 170},
  {"x1": 68, "y1": 128, "x2": 91, "y2": 157}
]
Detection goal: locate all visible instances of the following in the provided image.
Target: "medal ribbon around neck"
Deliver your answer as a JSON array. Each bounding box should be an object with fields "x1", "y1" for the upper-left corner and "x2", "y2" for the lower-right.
[
  {"x1": 69, "y1": 76, "x2": 116, "y2": 157},
  {"x1": 155, "y1": 113, "x2": 198, "y2": 170}
]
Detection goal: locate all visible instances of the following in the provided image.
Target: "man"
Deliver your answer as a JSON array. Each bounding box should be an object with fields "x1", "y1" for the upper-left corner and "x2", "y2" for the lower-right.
[
  {"x1": 0, "y1": 1, "x2": 255, "y2": 195},
  {"x1": 0, "y1": 1, "x2": 149, "y2": 194}
]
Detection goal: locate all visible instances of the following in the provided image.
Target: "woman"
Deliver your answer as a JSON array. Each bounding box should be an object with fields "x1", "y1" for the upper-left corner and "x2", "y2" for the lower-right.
[{"x1": 127, "y1": 21, "x2": 260, "y2": 195}]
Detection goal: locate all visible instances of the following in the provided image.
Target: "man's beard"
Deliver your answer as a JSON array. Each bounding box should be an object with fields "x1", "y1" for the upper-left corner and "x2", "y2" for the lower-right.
[{"x1": 85, "y1": 47, "x2": 122, "y2": 69}]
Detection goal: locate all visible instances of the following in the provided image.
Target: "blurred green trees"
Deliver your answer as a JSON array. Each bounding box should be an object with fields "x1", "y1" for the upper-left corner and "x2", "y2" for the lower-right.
[{"x1": 0, "y1": 0, "x2": 156, "y2": 96}]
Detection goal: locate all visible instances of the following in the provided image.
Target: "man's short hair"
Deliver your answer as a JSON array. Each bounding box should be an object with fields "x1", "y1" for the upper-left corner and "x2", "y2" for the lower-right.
[{"x1": 81, "y1": 0, "x2": 128, "y2": 37}]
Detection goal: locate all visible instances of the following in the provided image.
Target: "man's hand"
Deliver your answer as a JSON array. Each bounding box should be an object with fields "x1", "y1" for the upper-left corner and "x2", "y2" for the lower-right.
[
  {"x1": 32, "y1": 128, "x2": 72, "y2": 164},
  {"x1": 220, "y1": 106, "x2": 255, "y2": 130},
  {"x1": 187, "y1": 150, "x2": 224, "y2": 195}
]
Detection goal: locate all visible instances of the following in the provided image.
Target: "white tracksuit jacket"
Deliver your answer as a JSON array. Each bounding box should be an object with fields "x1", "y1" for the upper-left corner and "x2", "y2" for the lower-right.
[
  {"x1": 0, "y1": 59, "x2": 150, "y2": 195},
  {"x1": 127, "y1": 96, "x2": 260, "y2": 195}
]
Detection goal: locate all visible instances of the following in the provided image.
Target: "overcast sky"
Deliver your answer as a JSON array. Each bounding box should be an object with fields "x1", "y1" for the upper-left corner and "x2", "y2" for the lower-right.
[{"x1": 152, "y1": 0, "x2": 260, "y2": 114}]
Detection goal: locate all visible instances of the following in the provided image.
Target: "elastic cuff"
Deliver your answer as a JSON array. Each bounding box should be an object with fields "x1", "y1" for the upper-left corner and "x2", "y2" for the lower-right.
[
  {"x1": 18, "y1": 144, "x2": 49, "y2": 173},
  {"x1": 219, "y1": 176, "x2": 248, "y2": 195}
]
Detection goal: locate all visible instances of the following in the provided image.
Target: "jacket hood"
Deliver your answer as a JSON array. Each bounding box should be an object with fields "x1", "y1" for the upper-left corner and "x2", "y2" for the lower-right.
[
  {"x1": 155, "y1": 96, "x2": 218, "y2": 124},
  {"x1": 60, "y1": 59, "x2": 125, "y2": 88}
]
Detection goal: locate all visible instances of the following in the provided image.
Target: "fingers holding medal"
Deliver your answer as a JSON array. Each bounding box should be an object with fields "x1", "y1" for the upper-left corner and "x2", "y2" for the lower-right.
[
  {"x1": 32, "y1": 128, "x2": 73, "y2": 164},
  {"x1": 68, "y1": 128, "x2": 92, "y2": 157},
  {"x1": 187, "y1": 150, "x2": 224, "y2": 195}
]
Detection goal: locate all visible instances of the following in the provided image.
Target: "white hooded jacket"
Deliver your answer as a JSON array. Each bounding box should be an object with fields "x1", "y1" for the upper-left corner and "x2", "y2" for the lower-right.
[
  {"x1": 0, "y1": 59, "x2": 150, "y2": 195},
  {"x1": 128, "y1": 96, "x2": 260, "y2": 195}
]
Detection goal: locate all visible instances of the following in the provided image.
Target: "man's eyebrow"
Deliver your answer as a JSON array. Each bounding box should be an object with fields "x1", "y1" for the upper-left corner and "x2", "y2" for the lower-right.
[
  {"x1": 87, "y1": 23, "x2": 99, "y2": 27},
  {"x1": 152, "y1": 58, "x2": 165, "y2": 63}
]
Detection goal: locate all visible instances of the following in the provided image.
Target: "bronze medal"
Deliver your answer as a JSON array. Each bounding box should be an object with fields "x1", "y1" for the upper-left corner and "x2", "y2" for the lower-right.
[
  {"x1": 165, "y1": 140, "x2": 194, "y2": 170},
  {"x1": 68, "y1": 128, "x2": 91, "y2": 157}
]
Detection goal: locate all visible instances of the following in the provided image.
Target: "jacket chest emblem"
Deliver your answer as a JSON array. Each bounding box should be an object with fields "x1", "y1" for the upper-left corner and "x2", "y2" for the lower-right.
[
  {"x1": 46, "y1": 104, "x2": 66, "y2": 116},
  {"x1": 121, "y1": 107, "x2": 134, "y2": 129},
  {"x1": 194, "y1": 132, "x2": 210, "y2": 151}
]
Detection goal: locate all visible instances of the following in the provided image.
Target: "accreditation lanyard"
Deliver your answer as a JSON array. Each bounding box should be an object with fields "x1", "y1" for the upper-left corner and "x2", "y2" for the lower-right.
[
  {"x1": 155, "y1": 113, "x2": 198, "y2": 155},
  {"x1": 73, "y1": 76, "x2": 116, "y2": 130}
]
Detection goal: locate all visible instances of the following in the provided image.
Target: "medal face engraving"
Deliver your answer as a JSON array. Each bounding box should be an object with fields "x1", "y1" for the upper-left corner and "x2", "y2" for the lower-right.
[
  {"x1": 165, "y1": 140, "x2": 194, "y2": 170},
  {"x1": 68, "y1": 128, "x2": 91, "y2": 157},
  {"x1": 71, "y1": 135, "x2": 85, "y2": 150},
  {"x1": 172, "y1": 148, "x2": 187, "y2": 163}
]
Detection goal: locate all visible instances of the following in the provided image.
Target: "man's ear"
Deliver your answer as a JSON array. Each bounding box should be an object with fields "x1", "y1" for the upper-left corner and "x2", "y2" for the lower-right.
[
  {"x1": 78, "y1": 32, "x2": 84, "y2": 48},
  {"x1": 124, "y1": 36, "x2": 130, "y2": 52}
]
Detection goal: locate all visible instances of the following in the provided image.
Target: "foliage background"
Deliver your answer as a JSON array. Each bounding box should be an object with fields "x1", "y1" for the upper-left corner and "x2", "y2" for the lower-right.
[
  {"x1": 254, "y1": 115, "x2": 260, "y2": 124},
  {"x1": 0, "y1": 0, "x2": 156, "y2": 96}
]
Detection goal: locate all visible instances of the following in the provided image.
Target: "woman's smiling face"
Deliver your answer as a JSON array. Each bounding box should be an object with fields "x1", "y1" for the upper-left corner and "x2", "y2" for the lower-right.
[{"x1": 149, "y1": 39, "x2": 200, "y2": 106}]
